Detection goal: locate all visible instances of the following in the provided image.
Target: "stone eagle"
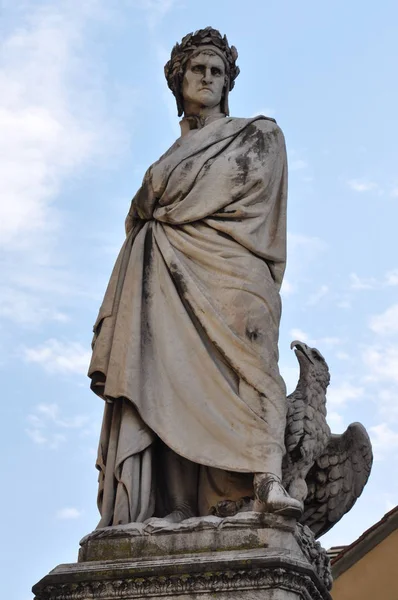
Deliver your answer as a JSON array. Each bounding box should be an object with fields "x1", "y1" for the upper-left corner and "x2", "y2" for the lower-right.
[{"x1": 283, "y1": 341, "x2": 373, "y2": 538}]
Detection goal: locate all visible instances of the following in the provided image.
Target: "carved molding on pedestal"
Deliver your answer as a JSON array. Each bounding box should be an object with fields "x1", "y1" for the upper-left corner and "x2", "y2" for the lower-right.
[{"x1": 34, "y1": 565, "x2": 327, "y2": 600}]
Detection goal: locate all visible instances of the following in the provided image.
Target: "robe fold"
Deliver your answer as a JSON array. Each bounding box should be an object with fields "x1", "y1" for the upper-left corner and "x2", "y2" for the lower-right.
[{"x1": 89, "y1": 115, "x2": 288, "y2": 526}]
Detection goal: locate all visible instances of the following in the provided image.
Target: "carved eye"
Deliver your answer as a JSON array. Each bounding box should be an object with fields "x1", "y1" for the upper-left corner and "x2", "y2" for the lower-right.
[{"x1": 211, "y1": 67, "x2": 222, "y2": 76}]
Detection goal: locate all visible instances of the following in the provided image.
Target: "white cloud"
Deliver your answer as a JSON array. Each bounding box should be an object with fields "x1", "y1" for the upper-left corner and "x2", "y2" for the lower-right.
[
  {"x1": 36, "y1": 403, "x2": 59, "y2": 421},
  {"x1": 347, "y1": 179, "x2": 378, "y2": 192},
  {"x1": 336, "y1": 351, "x2": 350, "y2": 360},
  {"x1": 307, "y1": 284, "x2": 329, "y2": 306},
  {"x1": 289, "y1": 328, "x2": 311, "y2": 343},
  {"x1": 327, "y1": 411, "x2": 345, "y2": 433},
  {"x1": 0, "y1": 2, "x2": 129, "y2": 332},
  {"x1": 317, "y1": 337, "x2": 342, "y2": 347},
  {"x1": 369, "y1": 304, "x2": 398, "y2": 335},
  {"x1": 350, "y1": 271, "x2": 398, "y2": 292},
  {"x1": 327, "y1": 382, "x2": 364, "y2": 409},
  {"x1": 132, "y1": 0, "x2": 179, "y2": 31},
  {"x1": 369, "y1": 423, "x2": 398, "y2": 460},
  {"x1": 26, "y1": 427, "x2": 66, "y2": 449},
  {"x1": 362, "y1": 345, "x2": 398, "y2": 384},
  {"x1": 35, "y1": 402, "x2": 89, "y2": 428},
  {"x1": 377, "y1": 389, "x2": 398, "y2": 422},
  {"x1": 390, "y1": 188, "x2": 398, "y2": 198},
  {"x1": 23, "y1": 339, "x2": 90, "y2": 375},
  {"x1": 0, "y1": 4, "x2": 124, "y2": 248},
  {"x1": 385, "y1": 269, "x2": 398, "y2": 286},
  {"x1": 26, "y1": 428, "x2": 47, "y2": 445},
  {"x1": 26, "y1": 402, "x2": 93, "y2": 448},
  {"x1": 350, "y1": 273, "x2": 378, "y2": 290},
  {"x1": 56, "y1": 507, "x2": 83, "y2": 520},
  {"x1": 0, "y1": 286, "x2": 69, "y2": 325}
]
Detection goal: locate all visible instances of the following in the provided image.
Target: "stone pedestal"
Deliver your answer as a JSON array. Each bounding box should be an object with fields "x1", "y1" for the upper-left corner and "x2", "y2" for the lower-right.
[{"x1": 33, "y1": 512, "x2": 332, "y2": 600}]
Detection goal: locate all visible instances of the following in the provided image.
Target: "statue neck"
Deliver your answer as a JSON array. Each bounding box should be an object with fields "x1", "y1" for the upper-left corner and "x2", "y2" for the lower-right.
[{"x1": 179, "y1": 112, "x2": 226, "y2": 136}]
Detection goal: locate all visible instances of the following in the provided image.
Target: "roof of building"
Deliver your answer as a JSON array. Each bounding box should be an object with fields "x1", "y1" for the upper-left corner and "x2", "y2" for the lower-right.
[
  {"x1": 327, "y1": 546, "x2": 346, "y2": 560},
  {"x1": 331, "y1": 505, "x2": 398, "y2": 579}
]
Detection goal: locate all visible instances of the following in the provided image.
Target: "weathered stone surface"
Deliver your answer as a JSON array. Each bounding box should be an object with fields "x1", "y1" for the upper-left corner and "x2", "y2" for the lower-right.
[
  {"x1": 33, "y1": 515, "x2": 332, "y2": 600},
  {"x1": 78, "y1": 512, "x2": 298, "y2": 562}
]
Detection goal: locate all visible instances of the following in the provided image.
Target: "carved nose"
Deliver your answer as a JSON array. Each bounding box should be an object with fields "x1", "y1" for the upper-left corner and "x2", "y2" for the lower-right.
[{"x1": 202, "y1": 70, "x2": 213, "y2": 85}]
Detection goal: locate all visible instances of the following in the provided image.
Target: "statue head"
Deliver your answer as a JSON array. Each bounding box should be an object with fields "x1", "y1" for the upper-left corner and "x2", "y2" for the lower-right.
[{"x1": 164, "y1": 27, "x2": 240, "y2": 117}]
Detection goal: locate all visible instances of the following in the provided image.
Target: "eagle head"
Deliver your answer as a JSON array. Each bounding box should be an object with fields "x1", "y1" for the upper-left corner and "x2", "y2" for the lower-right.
[{"x1": 290, "y1": 340, "x2": 330, "y2": 390}]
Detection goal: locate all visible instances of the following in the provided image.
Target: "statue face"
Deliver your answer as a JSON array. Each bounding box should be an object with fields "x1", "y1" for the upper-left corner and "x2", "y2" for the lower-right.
[{"x1": 182, "y1": 51, "x2": 226, "y2": 114}]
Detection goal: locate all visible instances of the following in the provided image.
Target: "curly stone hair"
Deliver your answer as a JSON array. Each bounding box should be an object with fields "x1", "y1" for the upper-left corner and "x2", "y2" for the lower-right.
[{"x1": 164, "y1": 27, "x2": 240, "y2": 117}]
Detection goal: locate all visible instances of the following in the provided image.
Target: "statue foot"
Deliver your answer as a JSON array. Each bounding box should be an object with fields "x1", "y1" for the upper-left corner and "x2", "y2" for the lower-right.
[
  {"x1": 163, "y1": 508, "x2": 195, "y2": 523},
  {"x1": 211, "y1": 497, "x2": 253, "y2": 518},
  {"x1": 253, "y1": 473, "x2": 303, "y2": 519}
]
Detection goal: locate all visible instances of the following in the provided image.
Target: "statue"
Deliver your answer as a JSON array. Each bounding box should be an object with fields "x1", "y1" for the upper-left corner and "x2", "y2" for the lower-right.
[{"x1": 88, "y1": 27, "x2": 372, "y2": 531}]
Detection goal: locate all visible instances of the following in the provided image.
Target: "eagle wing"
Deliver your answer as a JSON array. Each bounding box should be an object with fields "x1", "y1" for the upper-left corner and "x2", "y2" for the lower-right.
[{"x1": 302, "y1": 422, "x2": 373, "y2": 538}]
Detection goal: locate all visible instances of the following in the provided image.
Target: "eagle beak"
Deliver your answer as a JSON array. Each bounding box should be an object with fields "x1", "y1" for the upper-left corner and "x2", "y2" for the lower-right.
[{"x1": 290, "y1": 340, "x2": 314, "y2": 364}]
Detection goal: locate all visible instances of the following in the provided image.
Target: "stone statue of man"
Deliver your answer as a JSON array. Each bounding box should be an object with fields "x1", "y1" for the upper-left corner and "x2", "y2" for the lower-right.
[{"x1": 88, "y1": 27, "x2": 302, "y2": 527}]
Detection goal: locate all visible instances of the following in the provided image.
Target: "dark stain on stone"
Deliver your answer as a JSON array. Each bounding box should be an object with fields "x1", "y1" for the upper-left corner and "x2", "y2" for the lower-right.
[
  {"x1": 246, "y1": 326, "x2": 260, "y2": 342},
  {"x1": 142, "y1": 228, "x2": 153, "y2": 303},
  {"x1": 239, "y1": 122, "x2": 278, "y2": 157},
  {"x1": 214, "y1": 216, "x2": 243, "y2": 222},
  {"x1": 259, "y1": 392, "x2": 269, "y2": 420},
  {"x1": 214, "y1": 208, "x2": 242, "y2": 223},
  {"x1": 201, "y1": 158, "x2": 214, "y2": 175},
  {"x1": 141, "y1": 227, "x2": 154, "y2": 348},
  {"x1": 234, "y1": 154, "x2": 251, "y2": 186},
  {"x1": 239, "y1": 123, "x2": 257, "y2": 146},
  {"x1": 170, "y1": 261, "x2": 188, "y2": 296},
  {"x1": 182, "y1": 159, "x2": 193, "y2": 173}
]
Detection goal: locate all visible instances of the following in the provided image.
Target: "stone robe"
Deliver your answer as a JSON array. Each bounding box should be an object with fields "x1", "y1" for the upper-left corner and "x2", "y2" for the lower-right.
[{"x1": 88, "y1": 115, "x2": 288, "y2": 526}]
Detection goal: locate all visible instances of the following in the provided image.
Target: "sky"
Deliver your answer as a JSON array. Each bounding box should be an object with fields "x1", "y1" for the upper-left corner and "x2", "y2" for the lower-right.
[{"x1": 1, "y1": 1, "x2": 398, "y2": 598}]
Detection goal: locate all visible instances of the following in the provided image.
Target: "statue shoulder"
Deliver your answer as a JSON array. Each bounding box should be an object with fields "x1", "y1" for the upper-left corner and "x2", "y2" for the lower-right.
[
  {"x1": 255, "y1": 114, "x2": 277, "y2": 125},
  {"x1": 253, "y1": 115, "x2": 283, "y2": 135},
  {"x1": 228, "y1": 116, "x2": 286, "y2": 152},
  {"x1": 229, "y1": 115, "x2": 283, "y2": 136}
]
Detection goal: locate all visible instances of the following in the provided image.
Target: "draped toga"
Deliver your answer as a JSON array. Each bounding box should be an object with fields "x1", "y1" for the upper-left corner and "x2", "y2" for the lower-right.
[{"x1": 88, "y1": 115, "x2": 288, "y2": 526}]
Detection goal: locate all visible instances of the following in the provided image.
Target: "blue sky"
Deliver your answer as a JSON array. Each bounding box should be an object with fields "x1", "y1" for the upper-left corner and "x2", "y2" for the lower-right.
[{"x1": 1, "y1": 1, "x2": 398, "y2": 598}]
